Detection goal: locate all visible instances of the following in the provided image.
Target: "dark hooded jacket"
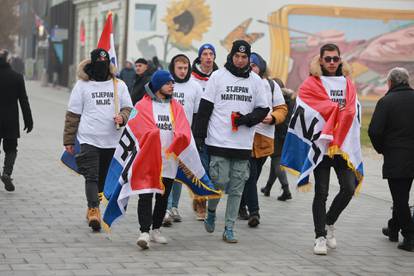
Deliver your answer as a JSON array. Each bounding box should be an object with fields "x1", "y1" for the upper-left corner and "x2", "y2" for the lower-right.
[{"x1": 0, "y1": 59, "x2": 33, "y2": 139}]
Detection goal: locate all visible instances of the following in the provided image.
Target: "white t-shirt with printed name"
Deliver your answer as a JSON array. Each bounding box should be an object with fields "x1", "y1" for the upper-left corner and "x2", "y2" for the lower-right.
[
  {"x1": 152, "y1": 101, "x2": 179, "y2": 179},
  {"x1": 173, "y1": 80, "x2": 202, "y2": 125},
  {"x1": 255, "y1": 79, "x2": 286, "y2": 138},
  {"x1": 68, "y1": 79, "x2": 133, "y2": 148},
  {"x1": 203, "y1": 68, "x2": 268, "y2": 150},
  {"x1": 321, "y1": 76, "x2": 346, "y2": 109}
]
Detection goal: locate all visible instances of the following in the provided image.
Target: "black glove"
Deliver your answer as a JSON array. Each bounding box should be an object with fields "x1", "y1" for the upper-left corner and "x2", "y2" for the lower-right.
[
  {"x1": 195, "y1": 137, "x2": 205, "y2": 151},
  {"x1": 234, "y1": 113, "x2": 250, "y2": 126},
  {"x1": 24, "y1": 123, "x2": 33, "y2": 133}
]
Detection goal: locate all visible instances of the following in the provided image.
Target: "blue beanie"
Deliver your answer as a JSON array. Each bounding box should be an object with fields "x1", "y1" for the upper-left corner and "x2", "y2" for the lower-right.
[
  {"x1": 250, "y1": 52, "x2": 267, "y2": 77},
  {"x1": 198, "y1": 43, "x2": 216, "y2": 58},
  {"x1": 150, "y1": 70, "x2": 174, "y2": 92}
]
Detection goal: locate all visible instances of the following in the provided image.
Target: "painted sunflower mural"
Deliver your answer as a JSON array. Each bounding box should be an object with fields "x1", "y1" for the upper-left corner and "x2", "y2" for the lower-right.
[{"x1": 163, "y1": 0, "x2": 212, "y2": 50}]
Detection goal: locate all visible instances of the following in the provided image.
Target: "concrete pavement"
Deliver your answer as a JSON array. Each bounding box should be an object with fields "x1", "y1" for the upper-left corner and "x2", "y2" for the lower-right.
[{"x1": 0, "y1": 81, "x2": 413, "y2": 276}]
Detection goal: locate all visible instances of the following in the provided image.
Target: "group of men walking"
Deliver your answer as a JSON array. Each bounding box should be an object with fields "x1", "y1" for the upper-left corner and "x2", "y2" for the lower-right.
[{"x1": 0, "y1": 37, "x2": 413, "y2": 255}]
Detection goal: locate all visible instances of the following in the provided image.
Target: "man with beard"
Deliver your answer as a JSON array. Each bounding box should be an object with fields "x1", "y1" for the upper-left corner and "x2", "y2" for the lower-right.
[
  {"x1": 63, "y1": 48, "x2": 132, "y2": 232},
  {"x1": 162, "y1": 54, "x2": 202, "y2": 225},
  {"x1": 130, "y1": 58, "x2": 152, "y2": 104},
  {"x1": 191, "y1": 43, "x2": 219, "y2": 221},
  {"x1": 194, "y1": 40, "x2": 269, "y2": 243}
]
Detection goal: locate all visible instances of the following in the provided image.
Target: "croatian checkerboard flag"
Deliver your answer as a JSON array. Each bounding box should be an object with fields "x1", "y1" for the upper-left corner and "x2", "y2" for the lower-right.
[
  {"x1": 280, "y1": 76, "x2": 364, "y2": 191},
  {"x1": 97, "y1": 12, "x2": 117, "y2": 68}
]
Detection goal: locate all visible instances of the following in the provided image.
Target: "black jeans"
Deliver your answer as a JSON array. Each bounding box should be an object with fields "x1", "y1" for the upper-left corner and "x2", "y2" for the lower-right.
[
  {"x1": 0, "y1": 138, "x2": 18, "y2": 176},
  {"x1": 138, "y1": 177, "x2": 174, "y2": 233},
  {"x1": 240, "y1": 157, "x2": 267, "y2": 215},
  {"x1": 388, "y1": 178, "x2": 414, "y2": 239},
  {"x1": 313, "y1": 155, "x2": 356, "y2": 238},
  {"x1": 76, "y1": 144, "x2": 115, "y2": 208},
  {"x1": 265, "y1": 155, "x2": 289, "y2": 192}
]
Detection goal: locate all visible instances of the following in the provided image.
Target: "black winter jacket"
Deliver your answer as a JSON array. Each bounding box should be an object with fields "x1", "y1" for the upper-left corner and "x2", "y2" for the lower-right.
[
  {"x1": 368, "y1": 84, "x2": 414, "y2": 179},
  {"x1": 0, "y1": 61, "x2": 33, "y2": 139}
]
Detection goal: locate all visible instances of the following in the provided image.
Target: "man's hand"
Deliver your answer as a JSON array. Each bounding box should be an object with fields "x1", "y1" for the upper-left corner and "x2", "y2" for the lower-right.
[
  {"x1": 23, "y1": 124, "x2": 33, "y2": 133},
  {"x1": 262, "y1": 115, "x2": 274, "y2": 124},
  {"x1": 65, "y1": 145, "x2": 75, "y2": 155},
  {"x1": 114, "y1": 114, "x2": 123, "y2": 125}
]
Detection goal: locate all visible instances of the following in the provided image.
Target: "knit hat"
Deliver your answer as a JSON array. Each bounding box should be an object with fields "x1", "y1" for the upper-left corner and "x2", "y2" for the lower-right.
[
  {"x1": 198, "y1": 43, "x2": 216, "y2": 58},
  {"x1": 230, "y1": 40, "x2": 251, "y2": 58},
  {"x1": 250, "y1": 52, "x2": 267, "y2": 77},
  {"x1": 90, "y1": 48, "x2": 109, "y2": 64},
  {"x1": 150, "y1": 70, "x2": 174, "y2": 92},
  {"x1": 135, "y1": 58, "x2": 148, "y2": 65}
]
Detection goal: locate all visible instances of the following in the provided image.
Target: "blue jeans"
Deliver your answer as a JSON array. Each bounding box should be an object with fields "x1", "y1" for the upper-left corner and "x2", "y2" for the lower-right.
[
  {"x1": 199, "y1": 144, "x2": 210, "y2": 174},
  {"x1": 207, "y1": 155, "x2": 250, "y2": 229},
  {"x1": 167, "y1": 181, "x2": 182, "y2": 210}
]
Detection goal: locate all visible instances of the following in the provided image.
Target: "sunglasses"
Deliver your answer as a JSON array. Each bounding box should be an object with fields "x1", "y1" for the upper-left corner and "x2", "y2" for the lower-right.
[{"x1": 323, "y1": 56, "x2": 341, "y2": 63}]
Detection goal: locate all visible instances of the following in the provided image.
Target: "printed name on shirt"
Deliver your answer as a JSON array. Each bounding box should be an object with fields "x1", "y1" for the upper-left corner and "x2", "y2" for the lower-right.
[
  {"x1": 329, "y1": 89, "x2": 346, "y2": 107},
  {"x1": 157, "y1": 115, "x2": 172, "y2": 130},
  {"x1": 222, "y1": 86, "x2": 252, "y2": 102},
  {"x1": 91, "y1": 91, "x2": 114, "y2": 105},
  {"x1": 173, "y1": 91, "x2": 185, "y2": 105}
]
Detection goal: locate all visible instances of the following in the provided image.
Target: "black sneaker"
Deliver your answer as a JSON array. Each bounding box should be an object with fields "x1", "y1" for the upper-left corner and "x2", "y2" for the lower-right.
[
  {"x1": 248, "y1": 214, "x2": 260, "y2": 227},
  {"x1": 277, "y1": 191, "x2": 292, "y2": 201},
  {"x1": 1, "y1": 174, "x2": 15, "y2": 192},
  {"x1": 398, "y1": 237, "x2": 414, "y2": 252},
  {"x1": 260, "y1": 187, "x2": 270, "y2": 197},
  {"x1": 382, "y1": 227, "x2": 398, "y2": 242},
  {"x1": 238, "y1": 207, "x2": 249, "y2": 220}
]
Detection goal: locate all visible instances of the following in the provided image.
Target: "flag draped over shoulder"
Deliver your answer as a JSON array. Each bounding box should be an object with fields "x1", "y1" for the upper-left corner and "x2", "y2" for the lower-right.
[
  {"x1": 280, "y1": 76, "x2": 364, "y2": 191},
  {"x1": 102, "y1": 95, "x2": 221, "y2": 231},
  {"x1": 97, "y1": 12, "x2": 117, "y2": 68}
]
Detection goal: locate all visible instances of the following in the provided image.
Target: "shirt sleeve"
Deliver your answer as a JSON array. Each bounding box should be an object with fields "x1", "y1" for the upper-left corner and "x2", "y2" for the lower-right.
[
  {"x1": 202, "y1": 72, "x2": 216, "y2": 103},
  {"x1": 193, "y1": 82, "x2": 202, "y2": 113},
  {"x1": 119, "y1": 80, "x2": 133, "y2": 108},
  {"x1": 272, "y1": 80, "x2": 286, "y2": 107},
  {"x1": 254, "y1": 77, "x2": 269, "y2": 108},
  {"x1": 67, "y1": 81, "x2": 83, "y2": 115}
]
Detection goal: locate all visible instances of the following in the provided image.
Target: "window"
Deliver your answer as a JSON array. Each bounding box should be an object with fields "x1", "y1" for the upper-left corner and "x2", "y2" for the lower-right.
[{"x1": 135, "y1": 4, "x2": 156, "y2": 31}]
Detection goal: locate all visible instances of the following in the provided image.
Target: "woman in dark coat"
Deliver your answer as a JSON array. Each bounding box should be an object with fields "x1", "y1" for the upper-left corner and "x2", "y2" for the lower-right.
[
  {"x1": 0, "y1": 49, "x2": 33, "y2": 192},
  {"x1": 369, "y1": 67, "x2": 414, "y2": 252}
]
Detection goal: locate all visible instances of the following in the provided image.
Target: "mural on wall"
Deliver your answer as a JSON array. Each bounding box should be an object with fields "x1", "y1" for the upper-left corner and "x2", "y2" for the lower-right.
[
  {"x1": 220, "y1": 18, "x2": 264, "y2": 51},
  {"x1": 268, "y1": 5, "x2": 414, "y2": 99}
]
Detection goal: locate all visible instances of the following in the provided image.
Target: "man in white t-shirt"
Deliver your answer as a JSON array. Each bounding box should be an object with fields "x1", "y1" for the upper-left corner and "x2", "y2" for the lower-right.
[
  {"x1": 194, "y1": 40, "x2": 269, "y2": 243},
  {"x1": 239, "y1": 52, "x2": 288, "y2": 228},
  {"x1": 63, "y1": 48, "x2": 133, "y2": 232},
  {"x1": 307, "y1": 43, "x2": 358, "y2": 255},
  {"x1": 163, "y1": 54, "x2": 202, "y2": 225},
  {"x1": 191, "y1": 43, "x2": 219, "y2": 221}
]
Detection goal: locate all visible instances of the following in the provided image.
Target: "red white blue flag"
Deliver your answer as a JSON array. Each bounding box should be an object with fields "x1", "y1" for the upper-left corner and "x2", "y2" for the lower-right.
[{"x1": 97, "y1": 12, "x2": 117, "y2": 68}]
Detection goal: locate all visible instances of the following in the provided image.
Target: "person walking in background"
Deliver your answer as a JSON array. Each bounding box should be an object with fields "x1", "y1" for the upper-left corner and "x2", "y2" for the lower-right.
[
  {"x1": 369, "y1": 67, "x2": 414, "y2": 252},
  {"x1": 0, "y1": 49, "x2": 33, "y2": 192},
  {"x1": 194, "y1": 40, "x2": 269, "y2": 243},
  {"x1": 261, "y1": 85, "x2": 296, "y2": 201},
  {"x1": 119, "y1": 60, "x2": 136, "y2": 93},
  {"x1": 63, "y1": 48, "x2": 132, "y2": 232},
  {"x1": 162, "y1": 54, "x2": 202, "y2": 226},
  {"x1": 191, "y1": 43, "x2": 219, "y2": 221},
  {"x1": 131, "y1": 58, "x2": 152, "y2": 105},
  {"x1": 239, "y1": 52, "x2": 287, "y2": 227}
]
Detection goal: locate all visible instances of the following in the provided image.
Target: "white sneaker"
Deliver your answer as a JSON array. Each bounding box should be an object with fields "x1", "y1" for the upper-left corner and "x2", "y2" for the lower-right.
[
  {"x1": 150, "y1": 229, "x2": 168, "y2": 244},
  {"x1": 313, "y1": 237, "x2": 328, "y2": 255},
  {"x1": 162, "y1": 210, "x2": 173, "y2": 227},
  {"x1": 136, "y1": 232, "x2": 150, "y2": 249},
  {"x1": 326, "y1": 225, "x2": 337, "y2": 249},
  {"x1": 171, "y1": 207, "x2": 182, "y2": 222}
]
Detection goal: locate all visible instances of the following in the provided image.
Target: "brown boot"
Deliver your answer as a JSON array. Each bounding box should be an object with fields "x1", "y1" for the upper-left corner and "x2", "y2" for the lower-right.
[
  {"x1": 87, "y1": 207, "x2": 101, "y2": 232},
  {"x1": 195, "y1": 199, "x2": 206, "y2": 221}
]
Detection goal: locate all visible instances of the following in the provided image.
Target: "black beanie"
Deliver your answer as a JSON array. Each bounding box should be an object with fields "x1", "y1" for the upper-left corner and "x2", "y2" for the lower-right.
[
  {"x1": 230, "y1": 40, "x2": 251, "y2": 58},
  {"x1": 90, "y1": 48, "x2": 109, "y2": 64}
]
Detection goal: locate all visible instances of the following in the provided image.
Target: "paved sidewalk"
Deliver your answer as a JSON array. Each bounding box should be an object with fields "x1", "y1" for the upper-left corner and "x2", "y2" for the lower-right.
[{"x1": 0, "y1": 81, "x2": 413, "y2": 276}]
